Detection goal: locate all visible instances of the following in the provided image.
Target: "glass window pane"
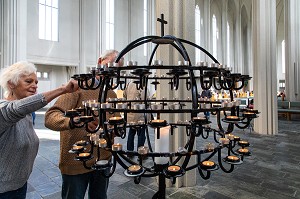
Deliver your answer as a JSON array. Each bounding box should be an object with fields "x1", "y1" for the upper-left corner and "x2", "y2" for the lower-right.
[
  {"x1": 45, "y1": 0, "x2": 52, "y2": 6},
  {"x1": 45, "y1": 6, "x2": 52, "y2": 40},
  {"x1": 43, "y1": 72, "x2": 48, "y2": 79},
  {"x1": 52, "y1": 0, "x2": 58, "y2": 8},
  {"x1": 52, "y1": 8, "x2": 58, "y2": 41},
  {"x1": 37, "y1": 72, "x2": 42, "y2": 78},
  {"x1": 39, "y1": 4, "x2": 46, "y2": 39}
]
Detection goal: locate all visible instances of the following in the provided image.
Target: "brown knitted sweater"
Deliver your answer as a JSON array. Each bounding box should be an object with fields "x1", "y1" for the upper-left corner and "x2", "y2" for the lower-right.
[{"x1": 45, "y1": 88, "x2": 117, "y2": 175}]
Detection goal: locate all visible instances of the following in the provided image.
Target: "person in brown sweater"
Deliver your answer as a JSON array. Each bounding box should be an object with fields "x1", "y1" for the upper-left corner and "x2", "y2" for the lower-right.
[{"x1": 45, "y1": 50, "x2": 123, "y2": 199}]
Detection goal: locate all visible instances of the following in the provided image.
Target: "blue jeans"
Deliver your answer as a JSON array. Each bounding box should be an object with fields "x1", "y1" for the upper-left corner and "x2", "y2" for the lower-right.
[
  {"x1": 127, "y1": 127, "x2": 146, "y2": 151},
  {"x1": 62, "y1": 171, "x2": 109, "y2": 199},
  {"x1": 0, "y1": 182, "x2": 27, "y2": 199}
]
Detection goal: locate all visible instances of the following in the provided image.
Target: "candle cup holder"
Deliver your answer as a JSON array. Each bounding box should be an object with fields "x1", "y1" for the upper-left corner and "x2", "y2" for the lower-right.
[
  {"x1": 223, "y1": 155, "x2": 243, "y2": 165},
  {"x1": 237, "y1": 148, "x2": 251, "y2": 156},
  {"x1": 92, "y1": 160, "x2": 112, "y2": 170},
  {"x1": 238, "y1": 140, "x2": 250, "y2": 147},
  {"x1": 124, "y1": 164, "x2": 145, "y2": 177},
  {"x1": 224, "y1": 115, "x2": 241, "y2": 121},
  {"x1": 79, "y1": 116, "x2": 94, "y2": 123},
  {"x1": 74, "y1": 140, "x2": 89, "y2": 146},
  {"x1": 70, "y1": 145, "x2": 85, "y2": 153},
  {"x1": 108, "y1": 117, "x2": 124, "y2": 125},
  {"x1": 149, "y1": 119, "x2": 167, "y2": 128},
  {"x1": 64, "y1": 110, "x2": 80, "y2": 117},
  {"x1": 200, "y1": 161, "x2": 218, "y2": 171},
  {"x1": 75, "y1": 152, "x2": 93, "y2": 161},
  {"x1": 163, "y1": 165, "x2": 185, "y2": 178},
  {"x1": 242, "y1": 112, "x2": 257, "y2": 118},
  {"x1": 192, "y1": 117, "x2": 210, "y2": 125}
]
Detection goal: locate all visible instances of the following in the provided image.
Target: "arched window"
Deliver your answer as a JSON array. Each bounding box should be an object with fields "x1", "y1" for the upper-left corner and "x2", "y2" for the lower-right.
[
  {"x1": 212, "y1": 15, "x2": 218, "y2": 58},
  {"x1": 195, "y1": 5, "x2": 201, "y2": 62},
  {"x1": 106, "y1": 0, "x2": 114, "y2": 49}
]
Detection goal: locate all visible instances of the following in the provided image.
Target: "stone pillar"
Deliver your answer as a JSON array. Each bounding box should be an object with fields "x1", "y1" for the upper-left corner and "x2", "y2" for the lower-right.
[
  {"x1": 284, "y1": 0, "x2": 300, "y2": 101},
  {"x1": 155, "y1": 0, "x2": 197, "y2": 188},
  {"x1": 252, "y1": 0, "x2": 278, "y2": 135}
]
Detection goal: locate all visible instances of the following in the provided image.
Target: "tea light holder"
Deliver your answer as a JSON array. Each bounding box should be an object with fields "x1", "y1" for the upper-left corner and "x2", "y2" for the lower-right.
[
  {"x1": 238, "y1": 140, "x2": 250, "y2": 147},
  {"x1": 224, "y1": 155, "x2": 241, "y2": 164},
  {"x1": 200, "y1": 160, "x2": 217, "y2": 170},
  {"x1": 75, "y1": 140, "x2": 88, "y2": 146},
  {"x1": 225, "y1": 115, "x2": 240, "y2": 121},
  {"x1": 138, "y1": 146, "x2": 149, "y2": 155},
  {"x1": 92, "y1": 159, "x2": 112, "y2": 170},
  {"x1": 226, "y1": 133, "x2": 235, "y2": 141},
  {"x1": 112, "y1": 143, "x2": 123, "y2": 151},
  {"x1": 108, "y1": 116, "x2": 124, "y2": 125},
  {"x1": 65, "y1": 109, "x2": 79, "y2": 117},
  {"x1": 149, "y1": 119, "x2": 167, "y2": 127},
  {"x1": 219, "y1": 137, "x2": 230, "y2": 145},
  {"x1": 237, "y1": 148, "x2": 251, "y2": 156},
  {"x1": 71, "y1": 145, "x2": 84, "y2": 153},
  {"x1": 79, "y1": 116, "x2": 94, "y2": 123},
  {"x1": 99, "y1": 138, "x2": 107, "y2": 148},
  {"x1": 125, "y1": 164, "x2": 144, "y2": 176},
  {"x1": 192, "y1": 116, "x2": 208, "y2": 124},
  {"x1": 164, "y1": 165, "x2": 185, "y2": 177},
  {"x1": 76, "y1": 152, "x2": 92, "y2": 160}
]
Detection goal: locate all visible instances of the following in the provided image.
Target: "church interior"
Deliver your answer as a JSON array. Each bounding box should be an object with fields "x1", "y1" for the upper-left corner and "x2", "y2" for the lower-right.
[{"x1": 0, "y1": 0, "x2": 300, "y2": 198}]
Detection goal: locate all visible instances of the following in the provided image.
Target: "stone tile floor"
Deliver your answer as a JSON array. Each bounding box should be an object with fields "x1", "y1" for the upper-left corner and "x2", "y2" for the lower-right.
[{"x1": 26, "y1": 110, "x2": 300, "y2": 199}]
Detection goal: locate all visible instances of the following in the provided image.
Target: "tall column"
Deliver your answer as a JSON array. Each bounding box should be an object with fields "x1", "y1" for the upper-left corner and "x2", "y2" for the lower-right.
[
  {"x1": 1, "y1": 0, "x2": 27, "y2": 66},
  {"x1": 285, "y1": 0, "x2": 300, "y2": 101},
  {"x1": 155, "y1": 0, "x2": 197, "y2": 188},
  {"x1": 252, "y1": 0, "x2": 278, "y2": 135}
]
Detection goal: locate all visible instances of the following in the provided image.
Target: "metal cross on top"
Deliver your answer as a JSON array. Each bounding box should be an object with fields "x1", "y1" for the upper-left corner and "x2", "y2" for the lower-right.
[{"x1": 157, "y1": 14, "x2": 168, "y2": 36}]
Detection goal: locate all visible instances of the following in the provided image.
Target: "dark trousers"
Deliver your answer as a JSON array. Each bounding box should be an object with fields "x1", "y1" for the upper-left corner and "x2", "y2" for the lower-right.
[
  {"x1": 62, "y1": 171, "x2": 109, "y2": 199},
  {"x1": 127, "y1": 127, "x2": 146, "y2": 151},
  {"x1": 0, "y1": 182, "x2": 27, "y2": 199}
]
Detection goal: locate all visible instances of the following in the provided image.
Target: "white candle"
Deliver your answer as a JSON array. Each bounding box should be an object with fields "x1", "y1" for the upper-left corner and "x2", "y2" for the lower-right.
[{"x1": 155, "y1": 126, "x2": 170, "y2": 164}]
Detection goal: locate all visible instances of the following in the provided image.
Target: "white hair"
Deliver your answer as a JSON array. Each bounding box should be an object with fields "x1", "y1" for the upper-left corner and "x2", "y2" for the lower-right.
[
  {"x1": 100, "y1": 49, "x2": 124, "y2": 66},
  {"x1": 0, "y1": 61, "x2": 37, "y2": 98}
]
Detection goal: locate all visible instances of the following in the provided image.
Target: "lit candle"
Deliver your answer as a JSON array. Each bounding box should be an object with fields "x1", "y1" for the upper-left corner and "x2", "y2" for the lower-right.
[
  {"x1": 155, "y1": 126, "x2": 170, "y2": 164},
  {"x1": 201, "y1": 161, "x2": 215, "y2": 169},
  {"x1": 89, "y1": 134, "x2": 99, "y2": 142},
  {"x1": 225, "y1": 115, "x2": 240, "y2": 121},
  {"x1": 112, "y1": 143, "x2": 122, "y2": 151},
  {"x1": 108, "y1": 116, "x2": 124, "y2": 125},
  {"x1": 167, "y1": 165, "x2": 181, "y2": 173},
  {"x1": 192, "y1": 117, "x2": 207, "y2": 124},
  {"x1": 138, "y1": 146, "x2": 149, "y2": 155},
  {"x1": 234, "y1": 136, "x2": 240, "y2": 141},
  {"x1": 99, "y1": 138, "x2": 107, "y2": 148},
  {"x1": 238, "y1": 140, "x2": 250, "y2": 147},
  {"x1": 226, "y1": 155, "x2": 240, "y2": 162},
  {"x1": 219, "y1": 137, "x2": 230, "y2": 145},
  {"x1": 127, "y1": 165, "x2": 142, "y2": 174},
  {"x1": 150, "y1": 119, "x2": 167, "y2": 127},
  {"x1": 226, "y1": 134, "x2": 235, "y2": 141},
  {"x1": 238, "y1": 148, "x2": 249, "y2": 155},
  {"x1": 77, "y1": 152, "x2": 91, "y2": 160},
  {"x1": 205, "y1": 143, "x2": 215, "y2": 151},
  {"x1": 75, "y1": 140, "x2": 87, "y2": 146},
  {"x1": 72, "y1": 145, "x2": 84, "y2": 151}
]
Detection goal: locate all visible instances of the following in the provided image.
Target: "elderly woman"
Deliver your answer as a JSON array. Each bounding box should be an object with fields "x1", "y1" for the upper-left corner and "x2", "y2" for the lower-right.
[{"x1": 0, "y1": 61, "x2": 78, "y2": 199}]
